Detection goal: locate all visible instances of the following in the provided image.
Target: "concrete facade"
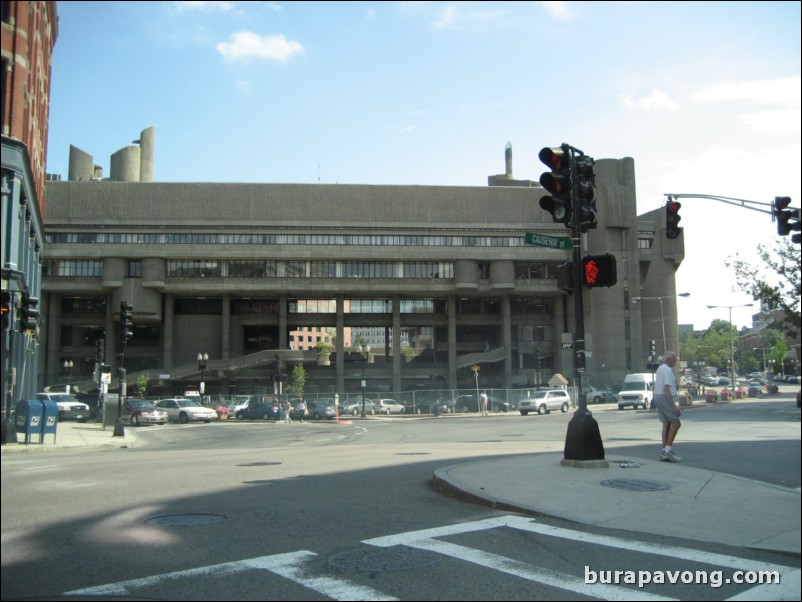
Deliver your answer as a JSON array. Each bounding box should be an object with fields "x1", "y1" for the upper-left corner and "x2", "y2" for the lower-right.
[{"x1": 39, "y1": 149, "x2": 685, "y2": 398}]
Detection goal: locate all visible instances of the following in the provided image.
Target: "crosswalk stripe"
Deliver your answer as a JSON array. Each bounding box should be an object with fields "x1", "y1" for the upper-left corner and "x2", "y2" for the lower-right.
[
  {"x1": 66, "y1": 550, "x2": 397, "y2": 601},
  {"x1": 405, "y1": 537, "x2": 676, "y2": 601}
]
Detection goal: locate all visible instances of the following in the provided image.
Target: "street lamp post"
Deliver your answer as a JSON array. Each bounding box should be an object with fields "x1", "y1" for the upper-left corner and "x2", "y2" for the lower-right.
[
  {"x1": 707, "y1": 303, "x2": 753, "y2": 394},
  {"x1": 197, "y1": 353, "x2": 208, "y2": 394},
  {"x1": 63, "y1": 360, "x2": 74, "y2": 391},
  {"x1": 632, "y1": 293, "x2": 690, "y2": 355},
  {"x1": 360, "y1": 344, "x2": 370, "y2": 418},
  {"x1": 471, "y1": 364, "x2": 481, "y2": 413}
]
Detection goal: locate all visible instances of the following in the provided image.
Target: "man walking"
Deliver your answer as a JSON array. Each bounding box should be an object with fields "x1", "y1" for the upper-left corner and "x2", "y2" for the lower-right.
[{"x1": 654, "y1": 351, "x2": 682, "y2": 462}]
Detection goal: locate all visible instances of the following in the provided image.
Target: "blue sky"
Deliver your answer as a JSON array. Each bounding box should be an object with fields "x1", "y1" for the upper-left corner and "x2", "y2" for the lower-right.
[{"x1": 45, "y1": 1, "x2": 801, "y2": 331}]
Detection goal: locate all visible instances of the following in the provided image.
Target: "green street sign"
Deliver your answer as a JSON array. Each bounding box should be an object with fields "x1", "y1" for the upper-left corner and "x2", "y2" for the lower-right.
[{"x1": 525, "y1": 232, "x2": 572, "y2": 250}]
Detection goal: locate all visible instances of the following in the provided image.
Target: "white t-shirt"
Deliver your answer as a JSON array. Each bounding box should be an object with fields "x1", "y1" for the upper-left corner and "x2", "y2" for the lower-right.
[{"x1": 655, "y1": 363, "x2": 677, "y2": 397}]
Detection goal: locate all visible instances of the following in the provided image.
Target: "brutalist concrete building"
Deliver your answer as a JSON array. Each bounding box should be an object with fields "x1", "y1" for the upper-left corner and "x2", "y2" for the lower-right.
[{"x1": 39, "y1": 137, "x2": 685, "y2": 400}]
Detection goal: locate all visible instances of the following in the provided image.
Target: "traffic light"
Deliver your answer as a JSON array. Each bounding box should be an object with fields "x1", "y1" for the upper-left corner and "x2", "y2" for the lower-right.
[
  {"x1": 19, "y1": 293, "x2": 39, "y2": 332},
  {"x1": 581, "y1": 254, "x2": 617, "y2": 287},
  {"x1": 535, "y1": 349, "x2": 542, "y2": 370},
  {"x1": 119, "y1": 301, "x2": 133, "y2": 352},
  {"x1": 96, "y1": 338, "x2": 105, "y2": 362},
  {"x1": 665, "y1": 200, "x2": 682, "y2": 239},
  {"x1": 773, "y1": 196, "x2": 800, "y2": 239},
  {"x1": 555, "y1": 261, "x2": 575, "y2": 293},
  {"x1": 1, "y1": 290, "x2": 12, "y2": 330},
  {"x1": 575, "y1": 155, "x2": 597, "y2": 231},
  {"x1": 650, "y1": 340, "x2": 656, "y2": 356},
  {"x1": 538, "y1": 145, "x2": 572, "y2": 227}
]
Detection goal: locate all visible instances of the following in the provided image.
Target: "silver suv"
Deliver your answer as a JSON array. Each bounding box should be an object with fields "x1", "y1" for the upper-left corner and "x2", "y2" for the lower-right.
[{"x1": 518, "y1": 390, "x2": 571, "y2": 416}]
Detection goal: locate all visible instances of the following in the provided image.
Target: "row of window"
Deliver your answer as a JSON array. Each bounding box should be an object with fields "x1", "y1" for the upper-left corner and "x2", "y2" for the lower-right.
[
  {"x1": 46, "y1": 232, "x2": 533, "y2": 247},
  {"x1": 44, "y1": 259, "x2": 565, "y2": 282}
]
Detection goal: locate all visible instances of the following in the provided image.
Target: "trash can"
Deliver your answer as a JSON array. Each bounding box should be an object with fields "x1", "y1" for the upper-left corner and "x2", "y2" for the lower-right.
[
  {"x1": 15, "y1": 399, "x2": 44, "y2": 444},
  {"x1": 102, "y1": 394, "x2": 120, "y2": 430},
  {"x1": 40, "y1": 400, "x2": 58, "y2": 443}
]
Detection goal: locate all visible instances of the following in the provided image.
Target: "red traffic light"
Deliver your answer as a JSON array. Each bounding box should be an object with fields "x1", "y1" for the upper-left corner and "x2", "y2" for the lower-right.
[
  {"x1": 581, "y1": 254, "x2": 617, "y2": 287},
  {"x1": 665, "y1": 201, "x2": 682, "y2": 239}
]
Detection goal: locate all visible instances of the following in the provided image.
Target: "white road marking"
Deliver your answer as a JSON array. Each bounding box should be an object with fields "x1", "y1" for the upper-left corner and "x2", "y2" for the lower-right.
[{"x1": 63, "y1": 515, "x2": 798, "y2": 601}]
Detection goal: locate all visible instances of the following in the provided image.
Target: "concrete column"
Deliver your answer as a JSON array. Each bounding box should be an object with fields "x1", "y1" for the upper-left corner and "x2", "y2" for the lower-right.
[
  {"x1": 221, "y1": 294, "x2": 230, "y2": 360},
  {"x1": 336, "y1": 296, "x2": 344, "y2": 394},
  {"x1": 163, "y1": 294, "x2": 174, "y2": 369},
  {"x1": 501, "y1": 294, "x2": 512, "y2": 389},
  {"x1": 448, "y1": 295, "x2": 457, "y2": 390},
  {"x1": 392, "y1": 296, "x2": 401, "y2": 394},
  {"x1": 279, "y1": 294, "x2": 288, "y2": 350},
  {"x1": 45, "y1": 292, "x2": 61, "y2": 385}
]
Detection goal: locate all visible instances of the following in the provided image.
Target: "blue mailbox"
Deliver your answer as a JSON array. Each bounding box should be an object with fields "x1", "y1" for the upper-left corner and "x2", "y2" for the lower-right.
[
  {"x1": 40, "y1": 400, "x2": 59, "y2": 443},
  {"x1": 15, "y1": 399, "x2": 44, "y2": 444}
]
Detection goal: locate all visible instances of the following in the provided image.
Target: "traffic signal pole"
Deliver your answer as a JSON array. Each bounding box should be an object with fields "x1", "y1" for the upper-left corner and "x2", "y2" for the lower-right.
[{"x1": 562, "y1": 146, "x2": 605, "y2": 465}]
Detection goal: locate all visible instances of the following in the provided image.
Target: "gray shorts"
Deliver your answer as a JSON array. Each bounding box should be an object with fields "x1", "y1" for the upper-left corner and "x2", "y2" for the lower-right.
[{"x1": 654, "y1": 394, "x2": 680, "y2": 423}]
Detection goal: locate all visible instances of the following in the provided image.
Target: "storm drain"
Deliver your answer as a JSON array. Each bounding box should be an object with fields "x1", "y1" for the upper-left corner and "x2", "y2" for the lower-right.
[
  {"x1": 143, "y1": 513, "x2": 229, "y2": 527},
  {"x1": 236, "y1": 461, "x2": 282, "y2": 466},
  {"x1": 327, "y1": 546, "x2": 442, "y2": 573},
  {"x1": 601, "y1": 479, "x2": 669, "y2": 492}
]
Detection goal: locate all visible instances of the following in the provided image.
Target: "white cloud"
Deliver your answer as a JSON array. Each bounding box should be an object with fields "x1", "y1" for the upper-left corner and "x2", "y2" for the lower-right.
[
  {"x1": 690, "y1": 76, "x2": 801, "y2": 105},
  {"x1": 217, "y1": 31, "x2": 304, "y2": 61},
  {"x1": 622, "y1": 89, "x2": 680, "y2": 111},
  {"x1": 173, "y1": 1, "x2": 235, "y2": 12},
  {"x1": 540, "y1": 1, "x2": 574, "y2": 21}
]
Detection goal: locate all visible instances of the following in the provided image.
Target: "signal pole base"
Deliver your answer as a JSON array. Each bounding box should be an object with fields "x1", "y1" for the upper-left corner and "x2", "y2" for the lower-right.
[{"x1": 563, "y1": 409, "x2": 606, "y2": 464}]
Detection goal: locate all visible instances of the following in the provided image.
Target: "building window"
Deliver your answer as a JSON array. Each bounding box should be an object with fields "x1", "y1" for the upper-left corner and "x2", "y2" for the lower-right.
[
  {"x1": 43, "y1": 260, "x2": 102, "y2": 277},
  {"x1": 128, "y1": 260, "x2": 141, "y2": 278}
]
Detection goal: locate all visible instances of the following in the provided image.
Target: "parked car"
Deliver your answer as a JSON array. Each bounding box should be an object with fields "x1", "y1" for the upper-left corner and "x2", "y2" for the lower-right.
[
  {"x1": 235, "y1": 398, "x2": 280, "y2": 420},
  {"x1": 340, "y1": 399, "x2": 376, "y2": 416},
  {"x1": 587, "y1": 385, "x2": 614, "y2": 404},
  {"x1": 518, "y1": 390, "x2": 571, "y2": 415},
  {"x1": 155, "y1": 398, "x2": 218, "y2": 423},
  {"x1": 37, "y1": 392, "x2": 90, "y2": 422},
  {"x1": 300, "y1": 401, "x2": 336, "y2": 420},
  {"x1": 123, "y1": 399, "x2": 168, "y2": 426},
  {"x1": 375, "y1": 399, "x2": 405, "y2": 414},
  {"x1": 454, "y1": 394, "x2": 507, "y2": 413},
  {"x1": 747, "y1": 381, "x2": 762, "y2": 397}
]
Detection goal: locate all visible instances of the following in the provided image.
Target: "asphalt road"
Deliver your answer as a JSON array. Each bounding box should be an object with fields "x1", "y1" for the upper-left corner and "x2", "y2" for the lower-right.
[{"x1": 1, "y1": 395, "x2": 799, "y2": 601}]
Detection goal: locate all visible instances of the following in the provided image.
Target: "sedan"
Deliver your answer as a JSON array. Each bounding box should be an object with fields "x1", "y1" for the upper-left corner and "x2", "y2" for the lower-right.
[
  {"x1": 235, "y1": 400, "x2": 280, "y2": 421},
  {"x1": 123, "y1": 399, "x2": 168, "y2": 426},
  {"x1": 340, "y1": 399, "x2": 376, "y2": 416},
  {"x1": 303, "y1": 401, "x2": 336, "y2": 420},
  {"x1": 155, "y1": 398, "x2": 218, "y2": 423},
  {"x1": 375, "y1": 399, "x2": 405, "y2": 414}
]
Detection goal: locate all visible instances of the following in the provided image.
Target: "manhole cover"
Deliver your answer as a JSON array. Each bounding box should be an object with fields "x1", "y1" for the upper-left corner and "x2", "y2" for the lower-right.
[
  {"x1": 143, "y1": 513, "x2": 229, "y2": 527},
  {"x1": 601, "y1": 479, "x2": 669, "y2": 491},
  {"x1": 328, "y1": 546, "x2": 441, "y2": 573}
]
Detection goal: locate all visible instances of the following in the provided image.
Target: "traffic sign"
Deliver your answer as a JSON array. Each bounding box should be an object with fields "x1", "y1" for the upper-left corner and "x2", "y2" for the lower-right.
[{"x1": 525, "y1": 232, "x2": 571, "y2": 250}]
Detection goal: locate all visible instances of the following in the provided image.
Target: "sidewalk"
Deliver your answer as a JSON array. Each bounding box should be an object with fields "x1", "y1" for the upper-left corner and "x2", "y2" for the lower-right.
[
  {"x1": 433, "y1": 452, "x2": 801, "y2": 558},
  {"x1": 1, "y1": 419, "x2": 138, "y2": 451},
  {"x1": 3, "y1": 412, "x2": 800, "y2": 560}
]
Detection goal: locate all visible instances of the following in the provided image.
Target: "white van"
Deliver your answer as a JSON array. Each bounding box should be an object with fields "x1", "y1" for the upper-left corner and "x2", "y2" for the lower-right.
[{"x1": 617, "y1": 373, "x2": 654, "y2": 410}]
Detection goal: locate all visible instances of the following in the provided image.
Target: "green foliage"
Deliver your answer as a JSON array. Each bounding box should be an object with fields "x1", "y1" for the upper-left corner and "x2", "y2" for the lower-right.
[
  {"x1": 136, "y1": 374, "x2": 148, "y2": 397},
  {"x1": 288, "y1": 365, "x2": 306, "y2": 396},
  {"x1": 726, "y1": 238, "x2": 801, "y2": 338}
]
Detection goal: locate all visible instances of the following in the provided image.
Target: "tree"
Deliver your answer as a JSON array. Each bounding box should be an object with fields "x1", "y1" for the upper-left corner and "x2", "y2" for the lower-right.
[
  {"x1": 287, "y1": 365, "x2": 306, "y2": 397},
  {"x1": 727, "y1": 238, "x2": 801, "y2": 338},
  {"x1": 135, "y1": 374, "x2": 148, "y2": 398}
]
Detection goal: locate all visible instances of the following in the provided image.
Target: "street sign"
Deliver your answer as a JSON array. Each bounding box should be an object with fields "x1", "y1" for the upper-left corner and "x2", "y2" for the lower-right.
[
  {"x1": 525, "y1": 232, "x2": 571, "y2": 250},
  {"x1": 562, "y1": 343, "x2": 573, "y2": 350}
]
